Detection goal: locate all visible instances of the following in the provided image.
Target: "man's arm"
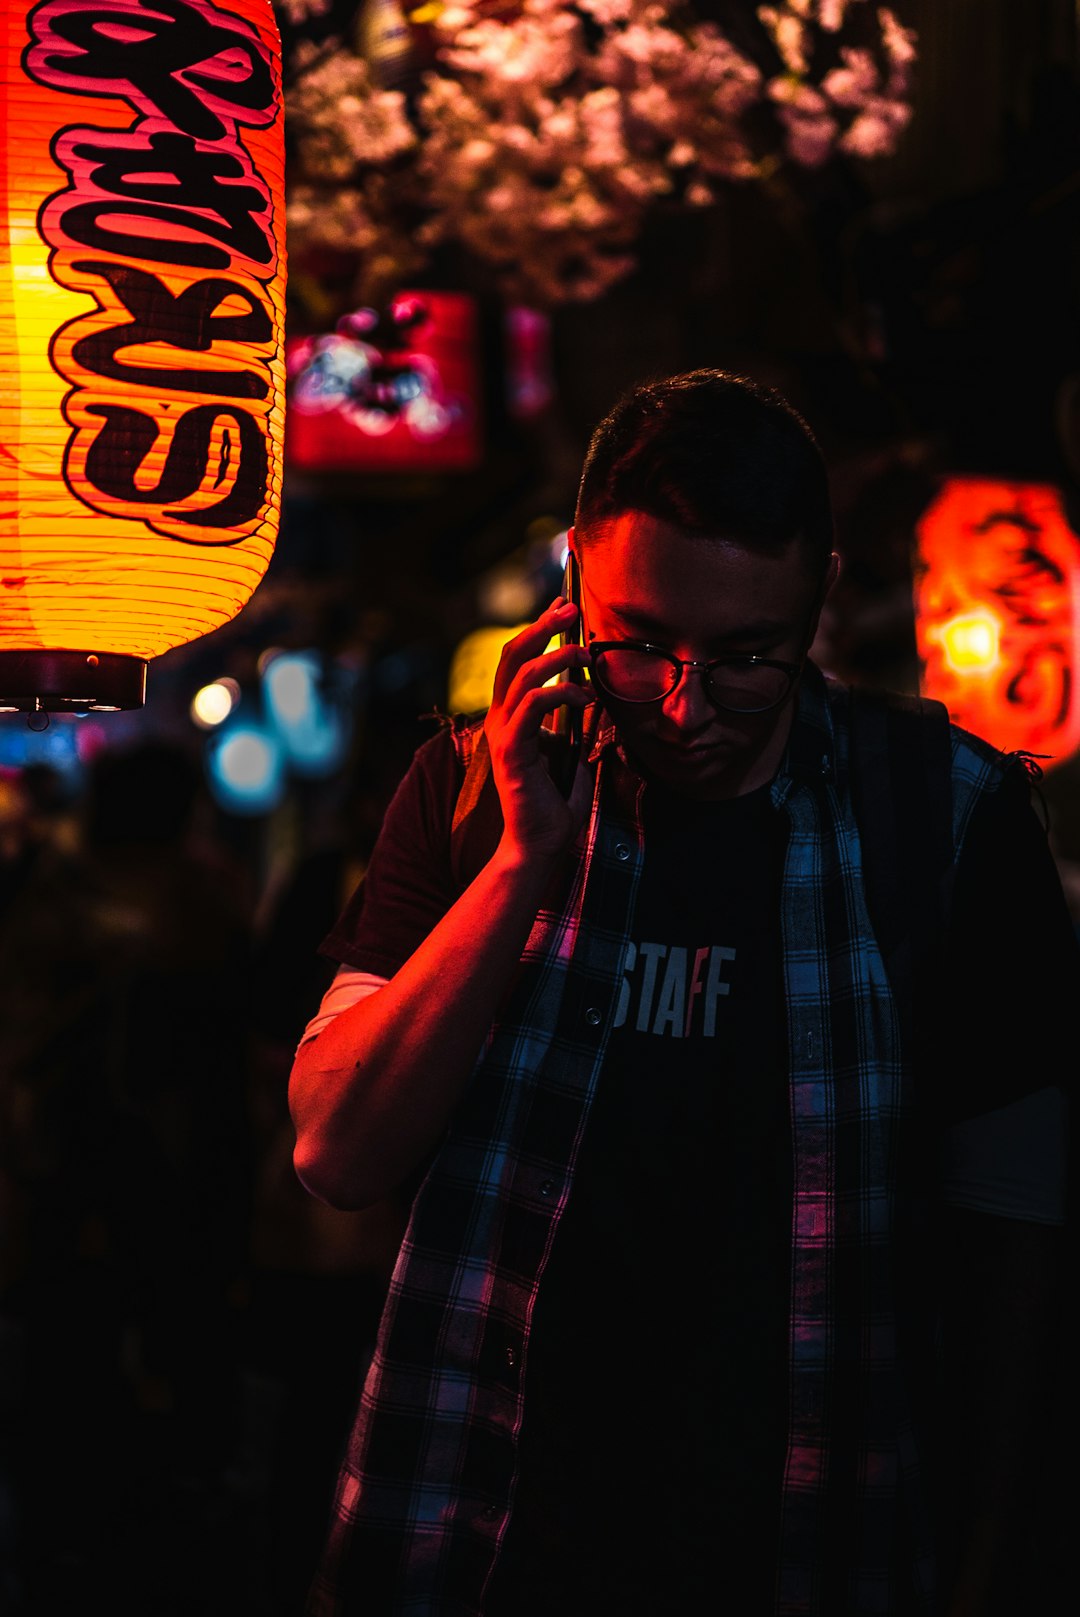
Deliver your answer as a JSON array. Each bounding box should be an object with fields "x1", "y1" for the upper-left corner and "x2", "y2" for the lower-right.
[
  {"x1": 289, "y1": 598, "x2": 591, "y2": 1211},
  {"x1": 930, "y1": 770, "x2": 1076, "y2": 1615}
]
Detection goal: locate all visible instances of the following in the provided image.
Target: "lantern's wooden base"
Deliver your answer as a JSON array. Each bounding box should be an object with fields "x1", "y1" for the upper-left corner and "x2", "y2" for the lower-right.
[{"x1": 0, "y1": 651, "x2": 147, "y2": 713}]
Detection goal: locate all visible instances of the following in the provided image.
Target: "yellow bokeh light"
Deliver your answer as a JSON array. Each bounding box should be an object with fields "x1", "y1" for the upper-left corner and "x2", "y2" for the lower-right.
[
  {"x1": 448, "y1": 626, "x2": 527, "y2": 714},
  {"x1": 448, "y1": 627, "x2": 571, "y2": 714},
  {"x1": 191, "y1": 679, "x2": 240, "y2": 729},
  {"x1": 937, "y1": 611, "x2": 1001, "y2": 674}
]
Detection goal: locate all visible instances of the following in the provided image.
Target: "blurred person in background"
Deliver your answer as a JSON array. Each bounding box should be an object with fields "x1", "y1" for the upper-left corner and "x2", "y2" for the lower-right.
[
  {"x1": 291, "y1": 369, "x2": 1077, "y2": 1617},
  {"x1": 0, "y1": 738, "x2": 253, "y2": 1615},
  {"x1": 246, "y1": 760, "x2": 410, "y2": 1616}
]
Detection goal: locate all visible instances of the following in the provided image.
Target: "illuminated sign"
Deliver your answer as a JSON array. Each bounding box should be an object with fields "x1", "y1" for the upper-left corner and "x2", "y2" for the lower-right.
[
  {"x1": 285, "y1": 290, "x2": 482, "y2": 474},
  {"x1": 914, "y1": 477, "x2": 1080, "y2": 764}
]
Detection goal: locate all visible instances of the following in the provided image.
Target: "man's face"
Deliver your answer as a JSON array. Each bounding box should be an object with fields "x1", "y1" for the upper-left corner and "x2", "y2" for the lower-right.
[{"x1": 574, "y1": 512, "x2": 836, "y2": 799}]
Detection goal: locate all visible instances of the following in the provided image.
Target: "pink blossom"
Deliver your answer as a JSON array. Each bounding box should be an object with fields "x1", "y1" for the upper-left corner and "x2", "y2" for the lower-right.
[
  {"x1": 769, "y1": 76, "x2": 829, "y2": 115},
  {"x1": 833, "y1": 47, "x2": 879, "y2": 95},
  {"x1": 581, "y1": 88, "x2": 629, "y2": 166},
  {"x1": 435, "y1": 6, "x2": 475, "y2": 32},
  {"x1": 500, "y1": 124, "x2": 538, "y2": 154},
  {"x1": 879, "y1": 7, "x2": 918, "y2": 67},
  {"x1": 778, "y1": 106, "x2": 841, "y2": 166},
  {"x1": 485, "y1": 184, "x2": 518, "y2": 213},
  {"x1": 542, "y1": 108, "x2": 579, "y2": 144},
  {"x1": 275, "y1": 0, "x2": 330, "y2": 23},
  {"x1": 537, "y1": 201, "x2": 575, "y2": 231},
  {"x1": 840, "y1": 104, "x2": 910, "y2": 157},
  {"x1": 759, "y1": 6, "x2": 809, "y2": 74},
  {"x1": 628, "y1": 81, "x2": 679, "y2": 135},
  {"x1": 461, "y1": 137, "x2": 497, "y2": 167},
  {"x1": 580, "y1": 0, "x2": 635, "y2": 21},
  {"x1": 570, "y1": 189, "x2": 617, "y2": 229},
  {"x1": 816, "y1": 0, "x2": 853, "y2": 31},
  {"x1": 591, "y1": 15, "x2": 690, "y2": 75},
  {"x1": 613, "y1": 161, "x2": 670, "y2": 200},
  {"x1": 822, "y1": 66, "x2": 874, "y2": 107}
]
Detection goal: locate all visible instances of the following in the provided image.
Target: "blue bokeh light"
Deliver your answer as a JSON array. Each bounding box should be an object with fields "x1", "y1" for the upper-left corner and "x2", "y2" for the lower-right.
[
  {"x1": 261, "y1": 650, "x2": 352, "y2": 778},
  {"x1": 204, "y1": 722, "x2": 286, "y2": 816}
]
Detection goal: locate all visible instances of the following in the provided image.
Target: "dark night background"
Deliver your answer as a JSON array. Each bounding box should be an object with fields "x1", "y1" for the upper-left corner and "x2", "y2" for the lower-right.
[{"x1": 1, "y1": 2, "x2": 1079, "y2": 1613}]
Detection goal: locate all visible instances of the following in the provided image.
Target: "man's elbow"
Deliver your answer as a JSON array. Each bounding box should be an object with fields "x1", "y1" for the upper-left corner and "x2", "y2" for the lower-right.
[
  {"x1": 288, "y1": 1046, "x2": 379, "y2": 1210},
  {"x1": 291, "y1": 1132, "x2": 385, "y2": 1212}
]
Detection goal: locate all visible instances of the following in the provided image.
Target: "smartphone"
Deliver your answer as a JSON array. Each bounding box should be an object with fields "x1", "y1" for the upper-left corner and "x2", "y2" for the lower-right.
[{"x1": 551, "y1": 549, "x2": 585, "y2": 798}]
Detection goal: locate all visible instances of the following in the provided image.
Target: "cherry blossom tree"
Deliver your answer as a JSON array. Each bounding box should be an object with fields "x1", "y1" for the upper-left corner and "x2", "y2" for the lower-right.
[{"x1": 279, "y1": 1, "x2": 917, "y2": 308}]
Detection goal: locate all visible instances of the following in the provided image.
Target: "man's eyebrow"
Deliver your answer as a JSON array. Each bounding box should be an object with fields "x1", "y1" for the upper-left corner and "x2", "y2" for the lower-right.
[{"x1": 604, "y1": 602, "x2": 791, "y2": 643}]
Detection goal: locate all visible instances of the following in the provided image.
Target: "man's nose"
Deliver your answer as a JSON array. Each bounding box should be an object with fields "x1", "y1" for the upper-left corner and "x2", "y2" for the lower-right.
[{"x1": 660, "y1": 664, "x2": 714, "y2": 730}]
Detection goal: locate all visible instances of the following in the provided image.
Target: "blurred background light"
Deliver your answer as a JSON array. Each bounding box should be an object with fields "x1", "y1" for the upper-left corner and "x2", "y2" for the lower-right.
[
  {"x1": 191, "y1": 679, "x2": 242, "y2": 730},
  {"x1": 0, "y1": 714, "x2": 82, "y2": 774},
  {"x1": 448, "y1": 625, "x2": 528, "y2": 715},
  {"x1": 205, "y1": 723, "x2": 286, "y2": 818},
  {"x1": 263, "y1": 653, "x2": 317, "y2": 726},
  {"x1": 260, "y1": 650, "x2": 355, "y2": 779},
  {"x1": 938, "y1": 611, "x2": 1001, "y2": 674},
  {"x1": 477, "y1": 568, "x2": 537, "y2": 624}
]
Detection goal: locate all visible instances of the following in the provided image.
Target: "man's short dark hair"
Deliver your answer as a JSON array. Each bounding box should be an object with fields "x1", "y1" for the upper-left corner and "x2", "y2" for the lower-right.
[{"x1": 574, "y1": 368, "x2": 835, "y2": 573}]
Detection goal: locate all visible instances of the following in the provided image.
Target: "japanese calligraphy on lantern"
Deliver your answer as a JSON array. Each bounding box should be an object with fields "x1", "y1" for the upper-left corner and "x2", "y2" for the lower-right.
[
  {"x1": 1, "y1": 0, "x2": 285, "y2": 667},
  {"x1": 914, "y1": 478, "x2": 1080, "y2": 765},
  {"x1": 26, "y1": 0, "x2": 282, "y2": 537}
]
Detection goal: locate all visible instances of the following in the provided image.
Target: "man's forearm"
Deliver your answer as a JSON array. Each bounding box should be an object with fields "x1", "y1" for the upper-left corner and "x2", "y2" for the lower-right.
[{"x1": 289, "y1": 839, "x2": 564, "y2": 1210}]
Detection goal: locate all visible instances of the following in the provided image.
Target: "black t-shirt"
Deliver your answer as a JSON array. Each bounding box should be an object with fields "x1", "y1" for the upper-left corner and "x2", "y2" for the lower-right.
[
  {"x1": 488, "y1": 781, "x2": 792, "y2": 1613},
  {"x1": 318, "y1": 727, "x2": 1079, "y2": 1613}
]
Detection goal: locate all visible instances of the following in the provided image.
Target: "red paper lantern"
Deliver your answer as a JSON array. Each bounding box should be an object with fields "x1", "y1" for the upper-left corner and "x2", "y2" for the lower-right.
[
  {"x1": 914, "y1": 477, "x2": 1080, "y2": 765},
  {"x1": 0, "y1": 0, "x2": 286, "y2": 714}
]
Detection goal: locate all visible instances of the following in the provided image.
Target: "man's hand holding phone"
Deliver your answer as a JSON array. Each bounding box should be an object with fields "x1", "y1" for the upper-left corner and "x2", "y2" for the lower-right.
[{"x1": 483, "y1": 584, "x2": 592, "y2": 862}]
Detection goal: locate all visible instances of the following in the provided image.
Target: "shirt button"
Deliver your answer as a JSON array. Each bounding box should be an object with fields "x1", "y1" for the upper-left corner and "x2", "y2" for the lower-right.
[
  {"x1": 539, "y1": 1179, "x2": 554, "y2": 1197},
  {"x1": 584, "y1": 1006, "x2": 602, "y2": 1027},
  {"x1": 481, "y1": 1504, "x2": 499, "y2": 1522},
  {"x1": 505, "y1": 1345, "x2": 517, "y2": 1369},
  {"x1": 614, "y1": 842, "x2": 630, "y2": 860}
]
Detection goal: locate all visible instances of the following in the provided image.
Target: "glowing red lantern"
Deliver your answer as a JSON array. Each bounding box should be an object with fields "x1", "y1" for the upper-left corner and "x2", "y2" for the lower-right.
[
  {"x1": 0, "y1": 0, "x2": 286, "y2": 715},
  {"x1": 914, "y1": 477, "x2": 1080, "y2": 765}
]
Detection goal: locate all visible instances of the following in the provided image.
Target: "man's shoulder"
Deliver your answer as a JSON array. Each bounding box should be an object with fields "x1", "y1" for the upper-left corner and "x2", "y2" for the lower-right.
[
  {"x1": 835, "y1": 678, "x2": 1012, "y2": 791},
  {"x1": 402, "y1": 712, "x2": 481, "y2": 781},
  {"x1": 374, "y1": 718, "x2": 473, "y2": 835}
]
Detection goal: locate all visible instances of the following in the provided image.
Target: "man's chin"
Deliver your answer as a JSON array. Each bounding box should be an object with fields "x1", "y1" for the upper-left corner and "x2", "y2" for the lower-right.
[{"x1": 629, "y1": 737, "x2": 743, "y2": 797}]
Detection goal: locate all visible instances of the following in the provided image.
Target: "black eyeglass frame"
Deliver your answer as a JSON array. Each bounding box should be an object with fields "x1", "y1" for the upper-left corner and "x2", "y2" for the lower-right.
[{"x1": 585, "y1": 638, "x2": 804, "y2": 715}]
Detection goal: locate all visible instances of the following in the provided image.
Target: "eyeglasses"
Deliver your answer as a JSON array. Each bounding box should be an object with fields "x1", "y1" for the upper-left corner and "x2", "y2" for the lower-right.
[{"x1": 587, "y1": 640, "x2": 802, "y2": 714}]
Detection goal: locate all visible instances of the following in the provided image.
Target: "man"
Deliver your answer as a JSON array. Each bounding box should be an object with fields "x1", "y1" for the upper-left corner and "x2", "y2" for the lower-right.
[{"x1": 290, "y1": 370, "x2": 1076, "y2": 1616}]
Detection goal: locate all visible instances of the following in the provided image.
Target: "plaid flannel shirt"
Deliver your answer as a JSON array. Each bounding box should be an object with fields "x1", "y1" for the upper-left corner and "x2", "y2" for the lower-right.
[{"x1": 306, "y1": 663, "x2": 1007, "y2": 1617}]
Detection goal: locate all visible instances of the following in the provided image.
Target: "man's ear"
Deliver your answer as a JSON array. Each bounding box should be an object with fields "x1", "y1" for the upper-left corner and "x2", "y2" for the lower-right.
[
  {"x1": 802, "y1": 552, "x2": 841, "y2": 657},
  {"x1": 813, "y1": 550, "x2": 840, "y2": 616},
  {"x1": 567, "y1": 525, "x2": 578, "y2": 563}
]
